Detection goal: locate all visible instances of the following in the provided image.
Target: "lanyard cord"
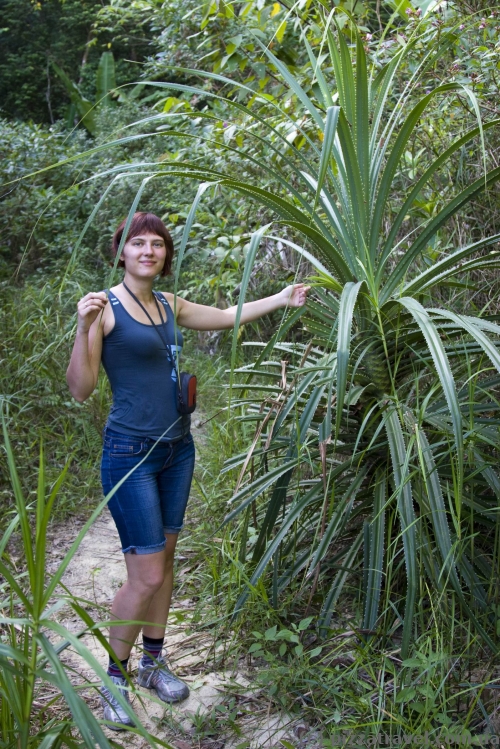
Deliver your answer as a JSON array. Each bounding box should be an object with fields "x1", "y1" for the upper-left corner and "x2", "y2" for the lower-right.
[{"x1": 122, "y1": 282, "x2": 179, "y2": 376}]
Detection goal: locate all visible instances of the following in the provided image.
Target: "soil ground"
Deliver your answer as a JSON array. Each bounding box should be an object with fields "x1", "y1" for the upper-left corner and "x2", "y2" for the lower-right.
[
  {"x1": 49, "y1": 420, "x2": 322, "y2": 748},
  {"x1": 55, "y1": 512, "x2": 321, "y2": 749}
]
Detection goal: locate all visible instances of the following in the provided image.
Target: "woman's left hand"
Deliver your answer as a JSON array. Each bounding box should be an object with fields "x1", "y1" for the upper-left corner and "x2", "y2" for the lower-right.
[{"x1": 279, "y1": 283, "x2": 311, "y2": 308}]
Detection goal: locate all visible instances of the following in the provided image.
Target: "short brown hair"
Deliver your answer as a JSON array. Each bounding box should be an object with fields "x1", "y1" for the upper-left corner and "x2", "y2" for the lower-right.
[{"x1": 111, "y1": 212, "x2": 174, "y2": 277}]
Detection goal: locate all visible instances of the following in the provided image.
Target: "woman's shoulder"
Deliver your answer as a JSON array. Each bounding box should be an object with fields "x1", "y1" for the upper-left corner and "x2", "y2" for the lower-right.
[
  {"x1": 158, "y1": 291, "x2": 187, "y2": 306},
  {"x1": 109, "y1": 284, "x2": 123, "y2": 299},
  {"x1": 101, "y1": 287, "x2": 119, "y2": 337},
  {"x1": 156, "y1": 291, "x2": 189, "y2": 325},
  {"x1": 158, "y1": 290, "x2": 173, "y2": 302},
  {"x1": 157, "y1": 291, "x2": 185, "y2": 314}
]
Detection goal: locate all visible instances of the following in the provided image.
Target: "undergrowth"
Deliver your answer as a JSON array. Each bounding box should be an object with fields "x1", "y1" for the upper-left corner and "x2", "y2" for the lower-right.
[{"x1": 164, "y1": 382, "x2": 500, "y2": 745}]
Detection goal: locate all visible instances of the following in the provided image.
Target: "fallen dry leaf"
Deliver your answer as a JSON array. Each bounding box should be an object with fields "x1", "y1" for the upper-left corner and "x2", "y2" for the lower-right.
[{"x1": 174, "y1": 741, "x2": 192, "y2": 749}]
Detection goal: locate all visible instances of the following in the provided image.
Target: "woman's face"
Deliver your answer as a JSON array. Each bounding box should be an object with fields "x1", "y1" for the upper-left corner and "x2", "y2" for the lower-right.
[{"x1": 121, "y1": 232, "x2": 167, "y2": 277}]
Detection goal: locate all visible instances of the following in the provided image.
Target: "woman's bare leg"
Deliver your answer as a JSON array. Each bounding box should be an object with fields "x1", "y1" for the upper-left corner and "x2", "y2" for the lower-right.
[
  {"x1": 109, "y1": 548, "x2": 167, "y2": 661},
  {"x1": 142, "y1": 533, "x2": 178, "y2": 639}
]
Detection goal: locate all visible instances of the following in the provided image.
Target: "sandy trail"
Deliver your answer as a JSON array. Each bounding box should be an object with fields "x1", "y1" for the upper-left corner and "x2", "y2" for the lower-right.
[{"x1": 56, "y1": 508, "x2": 304, "y2": 748}]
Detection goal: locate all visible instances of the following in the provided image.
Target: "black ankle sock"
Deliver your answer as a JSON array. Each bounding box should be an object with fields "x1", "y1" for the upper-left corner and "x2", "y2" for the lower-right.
[
  {"x1": 141, "y1": 635, "x2": 164, "y2": 665},
  {"x1": 107, "y1": 656, "x2": 129, "y2": 679}
]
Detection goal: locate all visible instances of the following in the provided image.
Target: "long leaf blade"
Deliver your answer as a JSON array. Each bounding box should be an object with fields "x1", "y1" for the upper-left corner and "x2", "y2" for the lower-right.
[
  {"x1": 363, "y1": 472, "x2": 386, "y2": 630},
  {"x1": 384, "y1": 405, "x2": 417, "y2": 658},
  {"x1": 314, "y1": 106, "x2": 340, "y2": 211},
  {"x1": 398, "y1": 297, "x2": 463, "y2": 480},
  {"x1": 335, "y1": 282, "x2": 363, "y2": 438}
]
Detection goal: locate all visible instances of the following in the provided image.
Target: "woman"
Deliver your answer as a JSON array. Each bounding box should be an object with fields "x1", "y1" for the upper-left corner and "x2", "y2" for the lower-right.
[{"x1": 66, "y1": 212, "x2": 309, "y2": 730}]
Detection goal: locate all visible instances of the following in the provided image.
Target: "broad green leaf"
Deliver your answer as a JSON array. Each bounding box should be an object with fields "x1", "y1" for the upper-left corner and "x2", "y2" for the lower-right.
[
  {"x1": 96, "y1": 51, "x2": 116, "y2": 107},
  {"x1": 385, "y1": 0, "x2": 414, "y2": 19},
  {"x1": 226, "y1": 34, "x2": 243, "y2": 55},
  {"x1": 275, "y1": 20, "x2": 287, "y2": 44},
  {"x1": 52, "y1": 62, "x2": 97, "y2": 135}
]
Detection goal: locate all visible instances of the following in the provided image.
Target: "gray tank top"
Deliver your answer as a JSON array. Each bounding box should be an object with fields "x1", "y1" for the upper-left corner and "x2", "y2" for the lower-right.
[{"x1": 101, "y1": 290, "x2": 190, "y2": 441}]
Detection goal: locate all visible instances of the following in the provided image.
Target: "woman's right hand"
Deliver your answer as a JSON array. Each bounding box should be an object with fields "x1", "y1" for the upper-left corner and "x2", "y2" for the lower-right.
[{"x1": 77, "y1": 292, "x2": 108, "y2": 333}]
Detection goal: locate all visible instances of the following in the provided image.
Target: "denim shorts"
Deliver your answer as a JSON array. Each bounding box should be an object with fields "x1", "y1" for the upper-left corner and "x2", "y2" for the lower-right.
[{"x1": 101, "y1": 427, "x2": 195, "y2": 555}]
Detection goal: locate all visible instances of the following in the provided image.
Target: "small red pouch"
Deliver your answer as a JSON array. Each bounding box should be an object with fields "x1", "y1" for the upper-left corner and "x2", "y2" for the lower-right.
[{"x1": 177, "y1": 373, "x2": 197, "y2": 414}]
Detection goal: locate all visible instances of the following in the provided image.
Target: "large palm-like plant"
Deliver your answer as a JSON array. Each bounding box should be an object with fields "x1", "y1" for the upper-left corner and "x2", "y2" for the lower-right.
[
  {"x1": 47, "y1": 11, "x2": 500, "y2": 655},
  {"x1": 165, "y1": 19, "x2": 500, "y2": 655}
]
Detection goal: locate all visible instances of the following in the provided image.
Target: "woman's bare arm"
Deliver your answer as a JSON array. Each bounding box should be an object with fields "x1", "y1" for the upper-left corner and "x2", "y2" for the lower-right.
[
  {"x1": 66, "y1": 292, "x2": 108, "y2": 402},
  {"x1": 168, "y1": 284, "x2": 310, "y2": 331}
]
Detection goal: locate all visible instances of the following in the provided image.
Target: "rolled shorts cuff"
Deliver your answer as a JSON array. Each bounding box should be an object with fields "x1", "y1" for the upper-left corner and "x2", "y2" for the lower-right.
[
  {"x1": 123, "y1": 539, "x2": 166, "y2": 555},
  {"x1": 163, "y1": 525, "x2": 183, "y2": 535}
]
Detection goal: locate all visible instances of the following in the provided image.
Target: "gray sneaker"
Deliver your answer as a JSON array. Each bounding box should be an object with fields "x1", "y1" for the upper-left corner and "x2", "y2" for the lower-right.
[
  {"x1": 99, "y1": 675, "x2": 136, "y2": 731},
  {"x1": 137, "y1": 656, "x2": 189, "y2": 703}
]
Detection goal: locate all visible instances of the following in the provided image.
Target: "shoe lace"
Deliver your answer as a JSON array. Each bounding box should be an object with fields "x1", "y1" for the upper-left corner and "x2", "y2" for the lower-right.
[
  {"x1": 145, "y1": 656, "x2": 178, "y2": 685},
  {"x1": 102, "y1": 676, "x2": 130, "y2": 704}
]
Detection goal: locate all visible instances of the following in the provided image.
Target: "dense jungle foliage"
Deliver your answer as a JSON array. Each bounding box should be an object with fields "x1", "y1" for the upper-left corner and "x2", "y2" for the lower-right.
[{"x1": 2, "y1": 0, "x2": 500, "y2": 745}]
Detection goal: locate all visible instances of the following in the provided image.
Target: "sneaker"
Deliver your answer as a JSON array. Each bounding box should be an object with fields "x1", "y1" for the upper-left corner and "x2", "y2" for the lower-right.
[
  {"x1": 99, "y1": 675, "x2": 136, "y2": 731},
  {"x1": 137, "y1": 655, "x2": 189, "y2": 703}
]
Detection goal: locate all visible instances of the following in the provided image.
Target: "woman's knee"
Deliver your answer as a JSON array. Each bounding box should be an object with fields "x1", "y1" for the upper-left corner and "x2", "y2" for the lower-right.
[
  {"x1": 125, "y1": 553, "x2": 167, "y2": 595},
  {"x1": 131, "y1": 570, "x2": 165, "y2": 596}
]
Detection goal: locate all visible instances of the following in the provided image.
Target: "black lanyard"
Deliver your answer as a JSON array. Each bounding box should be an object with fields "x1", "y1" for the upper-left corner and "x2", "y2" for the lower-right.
[{"x1": 122, "y1": 282, "x2": 178, "y2": 372}]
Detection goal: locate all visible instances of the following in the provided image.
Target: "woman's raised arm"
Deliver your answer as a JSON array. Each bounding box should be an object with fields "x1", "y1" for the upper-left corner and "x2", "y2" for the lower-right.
[
  {"x1": 66, "y1": 292, "x2": 108, "y2": 402},
  {"x1": 170, "y1": 283, "x2": 310, "y2": 331}
]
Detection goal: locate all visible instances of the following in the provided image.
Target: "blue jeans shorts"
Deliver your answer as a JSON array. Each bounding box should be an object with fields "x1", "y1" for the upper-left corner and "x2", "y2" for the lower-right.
[{"x1": 101, "y1": 427, "x2": 196, "y2": 555}]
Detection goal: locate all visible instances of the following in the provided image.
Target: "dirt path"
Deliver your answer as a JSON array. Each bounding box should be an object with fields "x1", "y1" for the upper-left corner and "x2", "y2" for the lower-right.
[
  {"x1": 59, "y1": 512, "x2": 251, "y2": 745},
  {"x1": 55, "y1": 477, "x2": 311, "y2": 746}
]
